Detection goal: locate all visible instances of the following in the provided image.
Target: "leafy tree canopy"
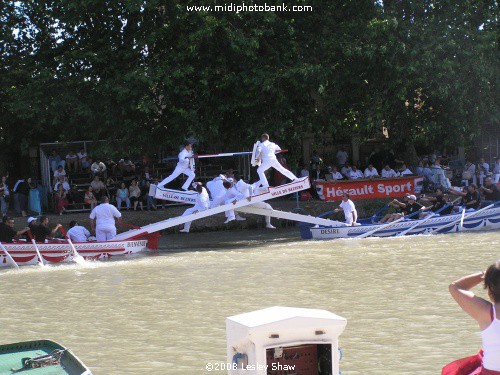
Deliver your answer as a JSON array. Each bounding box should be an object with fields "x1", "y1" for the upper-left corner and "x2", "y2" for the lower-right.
[{"x1": 1, "y1": 0, "x2": 497, "y2": 166}]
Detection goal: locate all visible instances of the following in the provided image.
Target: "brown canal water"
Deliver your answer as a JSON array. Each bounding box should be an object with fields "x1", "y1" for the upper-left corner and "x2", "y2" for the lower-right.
[{"x1": 1, "y1": 228, "x2": 499, "y2": 374}]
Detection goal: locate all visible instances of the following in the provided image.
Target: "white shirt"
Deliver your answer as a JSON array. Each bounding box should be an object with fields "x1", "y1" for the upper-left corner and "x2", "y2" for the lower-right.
[
  {"x1": 336, "y1": 150, "x2": 348, "y2": 165},
  {"x1": 177, "y1": 148, "x2": 193, "y2": 169},
  {"x1": 257, "y1": 140, "x2": 281, "y2": 162},
  {"x1": 90, "y1": 203, "x2": 122, "y2": 228},
  {"x1": 54, "y1": 181, "x2": 70, "y2": 192},
  {"x1": 464, "y1": 162, "x2": 476, "y2": 174},
  {"x1": 195, "y1": 188, "x2": 210, "y2": 210},
  {"x1": 364, "y1": 167, "x2": 379, "y2": 178},
  {"x1": 478, "y1": 162, "x2": 489, "y2": 174},
  {"x1": 341, "y1": 166, "x2": 352, "y2": 177},
  {"x1": 66, "y1": 153, "x2": 77, "y2": 160},
  {"x1": 91, "y1": 162, "x2": 106, "y2": 173},
  {"x1": 67, "y1": 226, "x2": 91, "y2": 242},
  {"x1": 340, "y1": 199, "x2": 356, "y2": 215},
  {"x1": 399, "y1": 168, "x2": 413, "y2": 176},
  {"x1": 54, "y1": 170, "x2": 66, "y2": 179},
  {"x1": 481, "y1": 305, "x2": 500, "y2": 370},
  {"x1": 494, "y1": 161, "x2": 500, "y2": 174},
  {"x1": 381, "y1": 168, "x2": 398, "y2": 178},
  {"x1": 226, "y1": 180, "x2": 253, "y2": 201},
  {"x1": 77, "y1": 152, "x2": 87, "y2": 161},
  {"x1": 349, "y1": 170, "x2": 363, "y2": 179},
  {"x1": 326, "y1": 172, "x2": 343, "y2": 181},
  {"x1": 206, "y1": 176, "x2": 226, "y2": 199}
]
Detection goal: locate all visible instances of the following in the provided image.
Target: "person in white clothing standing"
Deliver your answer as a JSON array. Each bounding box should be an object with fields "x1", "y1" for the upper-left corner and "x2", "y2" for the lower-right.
[
  {"x1": 67, "y1": 220, "x2": 91, "y2": 242},
  {"x1": 334, "y1": 193, "x2": 358, "y2": 226},
  {"x1": 158, "y1": 142, "x2": 196, "y2": 191},
  {"x1": 254, "y1": 134, "x2": 297, "y2": 189},
  {"x1": 179, "y1": 183, "x2": 210, "y2": 233},
  {"x1": 89, "y1": 196, "x2": 122, "y2": 241}
]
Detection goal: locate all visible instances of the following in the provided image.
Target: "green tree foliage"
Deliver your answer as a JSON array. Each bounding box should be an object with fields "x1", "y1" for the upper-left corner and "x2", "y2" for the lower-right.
[{"x1": 0, "y1": 0, "x2": 497, "y2": 166}]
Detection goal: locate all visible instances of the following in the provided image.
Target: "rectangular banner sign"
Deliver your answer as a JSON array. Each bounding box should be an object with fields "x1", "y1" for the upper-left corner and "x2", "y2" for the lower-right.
[
  {"x1": 315, "y1": 176, "x2": 424, "y2": 201},
  {"x1": 151, "y1": 185, "x2": 198, "y2": 204}
]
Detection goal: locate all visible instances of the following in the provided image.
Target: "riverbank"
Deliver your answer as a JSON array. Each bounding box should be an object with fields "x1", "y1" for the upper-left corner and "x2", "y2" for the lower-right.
[{"x1": 9, "y1": 197, "x2": 389, "y2": 234}]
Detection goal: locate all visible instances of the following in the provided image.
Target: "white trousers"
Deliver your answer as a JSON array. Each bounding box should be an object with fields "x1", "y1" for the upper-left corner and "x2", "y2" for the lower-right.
[
  {"x1": 224, "y1": 197, "x2": 244, "y2": 221},
  {"x1": 210, "y1": 195, "x2": 233, "y2": 219},
  {"x1": 344, "y1": 211, "x2": 356, "y2": 226},
  {"x1": 158, "y1": 166, "x2": 195, "y2": 190},
  {"x1": 256, "y1": 160, "x2": 297, "y2": 188},
  {"x1": 181, "y1": 205, "x2": 207, "y2": 231},
  {"x1": 247, "y1": 202, "x2": 272, "y2": 224},
  {"x1": 96, "y1": 226, "x2": 117, "y2": 241}
]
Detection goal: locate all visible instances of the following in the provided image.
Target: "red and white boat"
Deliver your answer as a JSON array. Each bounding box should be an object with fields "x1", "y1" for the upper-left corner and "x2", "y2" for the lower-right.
[
  {"x1": 0, "y1": 235, "x2": 157, "y2": 268},
  {"x1": 0, "y1": 177, "x2": 316, "y2": 269}
]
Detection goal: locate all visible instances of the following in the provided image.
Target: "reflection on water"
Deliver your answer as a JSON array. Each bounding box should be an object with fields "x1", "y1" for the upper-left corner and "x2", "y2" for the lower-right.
[{"x1": 1, "y1": 229, "x2": 499, "y2": 374}]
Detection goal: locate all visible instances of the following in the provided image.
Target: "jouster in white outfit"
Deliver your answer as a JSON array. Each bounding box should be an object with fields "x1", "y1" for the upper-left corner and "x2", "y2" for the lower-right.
[
  {"x1": 339, "y1": 199, "x2": 357, "y2": 225},
  {"x1": 158, "y1": 146, "x2": 195, "y2": 191},
  {"x1": 180, "y1": 186, "x2": 210, "y2": 232},
  {"x1": 89, "y1": 202, "x2": 122, "y2": 241},
  {"x1": 206, "y1": 175, "x2": 227, "y2": 200},
  {"x1": 254, "y1": 136, "x2": 297, "y2": 189},
  {"x1": 224, "y1": 180, "x2": 253, "y2": 223},
  {"x1": 67, "y1": 225, "x2": 91, "y2": 242},
  {"x1": 482, "y1": 305, "x2": 500, "y2": 371}
]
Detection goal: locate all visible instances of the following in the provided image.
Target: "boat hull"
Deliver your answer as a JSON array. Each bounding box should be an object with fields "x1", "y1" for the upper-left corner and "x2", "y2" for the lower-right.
[
  {"x1": 300, "y1": 207, "x2": 500, "y2": 239},
  {"x1": 0, "y1": 239, "x2": 148, "y2": 267}
]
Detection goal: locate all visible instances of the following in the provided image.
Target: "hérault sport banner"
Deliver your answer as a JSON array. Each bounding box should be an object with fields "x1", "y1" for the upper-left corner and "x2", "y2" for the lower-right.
[{"x1": 315, "y1": 176, "x2": 424, "y2": 201}]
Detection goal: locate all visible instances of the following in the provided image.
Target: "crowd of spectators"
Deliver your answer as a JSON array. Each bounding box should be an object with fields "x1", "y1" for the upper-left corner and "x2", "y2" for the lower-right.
[
  {"x1": 45, "y1": 149, "x2": 162, "y2": 214},
  {"x1": 305, "y1": 148, "x2": 417, "y2": 183},
  {"x1": 306, "y1": 147, "x2": 500, "y2": 193},
  {"x1": 0, "y1": 146, "x2": 499, "y2": 220}
]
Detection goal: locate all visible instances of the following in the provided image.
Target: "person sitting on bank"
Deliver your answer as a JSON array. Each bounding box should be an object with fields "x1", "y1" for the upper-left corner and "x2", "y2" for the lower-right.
[
  {"x1": 363, "y1": 164, "x2": 379, "y2": 179},
  {"x1": 445, "y1": 262, "x2": 500, "y2": 374},
  {"x1": 32, "y1": 216, "x2": 62, "y2": 242},
  {"x1": 325, "y1": 166, "x2": 343, "y2": 182},
  {"x1": 348, "y1": 165, "x2": 363, "y2": 180},
  {"x1": 91, "y1": 159, "x2": 107, "y2": 178},
  {"x1": 67, "y1": 220, "x2": 91, "y2": 242},
  {"x1": 398, "y1": 164, "x2": 413, "y2": 176},
  {"x1": 0, "y1": 216, "x2": 30, "y2": 243},
  {"x1": 340, "y1": 162, "x2": 352, "y2": 180},
  {"x1": 379, "y1": 195, "x2": 424, "y2": 223},
  {"x1": 447, "y1": 184, "x2": 481, "y2": 211},
  {"x1": 333, "y1": 193, "x2": 358, "y2": 226},
  {"x1": 381, "y1": 164, "x2": 398, "y2": 178},
  {"x1": 462, "y1": 158, "x2": 476, "y2": 187}
]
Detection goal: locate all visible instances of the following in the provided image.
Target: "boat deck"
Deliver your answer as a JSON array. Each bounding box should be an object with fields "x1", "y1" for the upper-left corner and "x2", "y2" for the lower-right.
[{"x1": 0, "y1": 340, "x2": 89, "y2": 375}]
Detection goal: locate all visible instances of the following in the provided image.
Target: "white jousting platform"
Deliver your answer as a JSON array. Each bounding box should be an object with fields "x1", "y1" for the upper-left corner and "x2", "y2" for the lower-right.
[
  {"x1": 226, "y1": 306, "x2": 347, "y2": 375},
  {"x1": 115, "y1": 177, "x2": 314, "y2": 240}
]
